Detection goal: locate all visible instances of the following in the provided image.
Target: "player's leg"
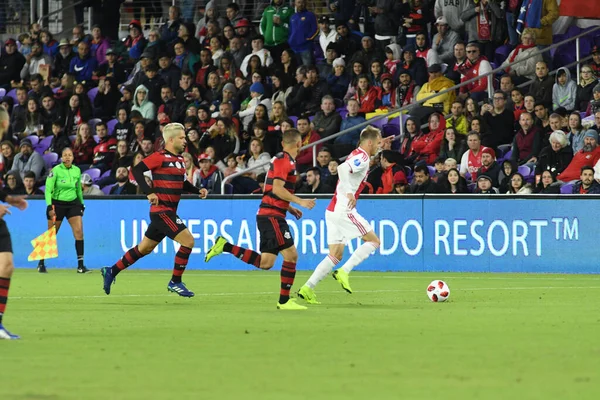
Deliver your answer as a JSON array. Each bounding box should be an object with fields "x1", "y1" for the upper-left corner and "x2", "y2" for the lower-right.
[
  {"x1": 67, "y1": 211, "x2": 89, "y2": 273},
  {"x1": 37, "y1": 212, "x2": 64, "y2": 273},
  {"x1": 276, "y1": 245, "x2": 306, "y2": 310},
  {"x1": 0, "y1": 252, "x2": 18, "y2": 339},
  {"x1": 332, "y1": 211, "x2": 380, "y2": 293},
  {"x1": 167, "y1": 227, "x2": 195, "y2": 297},
  {"x1": 101, "y1": 235, "x2": 160, "y2": 295},
  {"x1": 205, "y1": 236, "x2": 262, "y2": 268}
]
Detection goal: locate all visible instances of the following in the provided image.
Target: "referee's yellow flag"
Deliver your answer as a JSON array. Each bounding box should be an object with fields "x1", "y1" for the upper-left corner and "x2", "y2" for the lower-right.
[{"x1": 28, "y1": 227, "x2": 58, "y2": 261}]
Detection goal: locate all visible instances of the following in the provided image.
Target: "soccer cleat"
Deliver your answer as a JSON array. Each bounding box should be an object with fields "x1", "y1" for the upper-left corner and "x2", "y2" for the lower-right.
[
  {"x1": 167, "y1": 281, "x2": 195, "y2": 297},
  {"x1": 277, "y1": 298, "x2": 307, "y2": 310},
  {"x1": 332, "y1": 269, "x2": 353, "y2": 294},
  {"x1": 101, "y1": 267, "x2": 115, "y2": 295},
  {"x1": 37, "y1": 264, "x2": 47, "y2": 273},
  {"x1": 77, "y1": 266, "x2": 92, "y2": 274},
  {"x1": 297, "y1": 285, "x2": 321, "y2": 304},
  {"x1": 204, "y1": 236, "x2": 227, "y2": 263},
  {"x1": 0, "y1": 324, "x2": 20, "y2": 340}
]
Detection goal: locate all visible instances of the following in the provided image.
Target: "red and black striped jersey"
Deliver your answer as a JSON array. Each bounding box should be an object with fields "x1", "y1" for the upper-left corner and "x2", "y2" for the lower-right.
[
  {"x1": 141, "y1": 150, "x2": 187, "y2": 214},
  {"x1": 258, "y1": 151, "x2": 297, "y2": 218}
]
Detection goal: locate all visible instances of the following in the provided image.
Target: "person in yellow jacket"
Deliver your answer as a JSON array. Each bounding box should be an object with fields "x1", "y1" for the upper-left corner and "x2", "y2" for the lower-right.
[
  {"x1": 415, "y1": 63, "x2": 456, "y2": 118},
  {"x1": 446, "y1": 100, "x2": 469, "y2": 136}
]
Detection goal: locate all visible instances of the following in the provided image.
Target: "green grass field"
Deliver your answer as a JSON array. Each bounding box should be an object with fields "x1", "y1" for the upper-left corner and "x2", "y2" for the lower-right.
[{"x1": 2, "y1": 270, "x2": 599, "y2": 400}]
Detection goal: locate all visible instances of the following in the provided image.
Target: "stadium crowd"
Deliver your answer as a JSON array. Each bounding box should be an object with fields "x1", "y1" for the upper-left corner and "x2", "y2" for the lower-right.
[{"x1": 0, "y1": 0, "x2": 599, "y2": 196}]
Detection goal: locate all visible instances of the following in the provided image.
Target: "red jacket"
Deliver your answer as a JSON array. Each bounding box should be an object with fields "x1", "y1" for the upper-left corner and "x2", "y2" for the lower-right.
[
  {"x1": 411, "y1": 115, "x2": 446, "y2": 164},
  {"x1": 92, "y1": 136, "x2": 118, "y2": 167},
  {"x1": 459, "y1": 57, "x2": 492, "y2": 94},
  {"x1": 557, "y1": 146, "x2": 600, "y2": 182},
  {"x1": 354, "y1": 86, "x2": 380, "y2": 114},
  {"x1": 73, "y1": 137, "x2": 96, "y2": 165},
  {"x1": 296, "y1": 131, "x2": 322, "y2": 167}
]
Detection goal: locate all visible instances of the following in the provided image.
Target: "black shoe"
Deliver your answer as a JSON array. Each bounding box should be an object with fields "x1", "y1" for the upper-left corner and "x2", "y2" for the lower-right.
[
  {"x1": 77, "y1": 266, "x2": 92, "y2": 274},
  {"x1": 37, "y1": 264, "x2": 47, "y2": 273}
]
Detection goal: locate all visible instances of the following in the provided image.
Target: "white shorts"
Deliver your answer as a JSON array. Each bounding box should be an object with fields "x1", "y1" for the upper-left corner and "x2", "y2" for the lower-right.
[{"x1": 326, "y1": 209, "x2": 372, "y2": 245}]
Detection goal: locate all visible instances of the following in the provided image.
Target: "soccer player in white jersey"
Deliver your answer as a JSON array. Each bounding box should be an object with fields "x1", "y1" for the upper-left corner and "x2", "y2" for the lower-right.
[{"x1": 298, "y1": 126, "x2": 388, "y2": 304}]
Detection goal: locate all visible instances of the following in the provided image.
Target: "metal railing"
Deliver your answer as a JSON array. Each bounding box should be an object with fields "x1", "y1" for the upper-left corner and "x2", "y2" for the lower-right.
[{"x1": 218, "y1": 25, "x2": 600, "y2": 194}]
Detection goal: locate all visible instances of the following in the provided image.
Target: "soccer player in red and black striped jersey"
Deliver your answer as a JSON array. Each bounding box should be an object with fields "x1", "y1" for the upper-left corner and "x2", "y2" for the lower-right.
[
  {"x1": 0, "y1": 106, "x2": 29, "y2": 340},
  {"x1": 101, "y1": 123, "x2": 208, "y2": 297},
  {"x1": 205, "y1": 129, "x2": 316, "y2": 310}
]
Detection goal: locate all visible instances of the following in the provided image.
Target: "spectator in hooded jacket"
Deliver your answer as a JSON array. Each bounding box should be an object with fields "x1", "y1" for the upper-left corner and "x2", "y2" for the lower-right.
[
  {"x1": 131, "y1": 84, "x2": 156, "y2": 120},
  {"x1": 552, "y1": 67, "x2": 577, "y2": 112},
  {"x1": 413, "y1": 63, "x2": 456, "y2": 121},
  {"x1": 412, "y1": 113, "x2": 446, "y2": 164},
  {"x1": 0, "y1": 39, "x2": 26, "y2": 88}
]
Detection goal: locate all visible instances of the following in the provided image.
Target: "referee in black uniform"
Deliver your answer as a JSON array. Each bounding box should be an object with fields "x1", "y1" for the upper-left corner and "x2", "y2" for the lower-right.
[{"x1": 0, "y1": 106, "x2": 28, "y2": 339}]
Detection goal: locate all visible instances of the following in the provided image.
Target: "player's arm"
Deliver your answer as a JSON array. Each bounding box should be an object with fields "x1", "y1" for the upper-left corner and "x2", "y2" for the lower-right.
[
  {"x1": 0, "y1": 189, "x2": 27, "y2": 211},
  {"x1": 272, "y1": 180, "x2": 315, "y2": 210},
  {"x1": 44, "y1": 167, "x2": 57, "y2": 206},
  {"x1": 75, "y1": 170, "x2": 84, "y2": 205},
  {"x1": 183, "y1": 180, "x2": 208, "y2": 199},
  {"x1": 132, "y1": 162, "x2": 153, "y2": 194}
]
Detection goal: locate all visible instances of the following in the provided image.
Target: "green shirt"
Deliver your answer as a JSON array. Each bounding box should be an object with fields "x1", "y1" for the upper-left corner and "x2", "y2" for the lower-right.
[{"x1": 44, "y1": 163, "x2": 84, "y2": 206}]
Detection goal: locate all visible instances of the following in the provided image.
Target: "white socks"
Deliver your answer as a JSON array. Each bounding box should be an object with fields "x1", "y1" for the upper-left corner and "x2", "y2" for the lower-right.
[
  {"x1": 306, "y1": 254, "x2": 340, "y2": 289},
  {"x1": 341, "y1": 242, "x2": 379, "y2": 274}
]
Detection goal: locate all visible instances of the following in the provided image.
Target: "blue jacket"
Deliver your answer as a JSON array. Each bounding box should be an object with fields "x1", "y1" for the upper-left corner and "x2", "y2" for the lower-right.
[
  {"x1": 336, "y1": 115, "x2": 366, "y2": 145},
  {"x1": 573, "y1": 180, "x2": 600, "y2": 194},
  {"x1": 288, "y1": 10, "x2": 318, "y2": 53},
  {"x1": 69, "y1": 54, "x2": 98, "y2": 82}
]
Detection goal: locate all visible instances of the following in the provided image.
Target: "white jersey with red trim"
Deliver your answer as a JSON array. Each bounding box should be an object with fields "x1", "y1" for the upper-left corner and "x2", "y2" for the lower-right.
[{"x1": 327, "y1": 147, "x2": 370, "y2": 213}]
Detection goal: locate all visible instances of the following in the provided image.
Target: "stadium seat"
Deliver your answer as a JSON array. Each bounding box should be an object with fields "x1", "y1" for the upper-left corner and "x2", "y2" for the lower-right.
[
  {"x1": 494, "y1": 45, "x2": 513, "y2": 66},
  {"x1": 84, "y1": 168, "x2": 101, "y2": 182},
  {"x1": 39, "y1": 185, "x2": 45, "y2": 192},
  {"x1": 88, "y1": 118, "x2": 102, "y2": 133},
  {"x1": 107, "y1": 119, "x2": 118, "y2": 135},
  {"x1": 69, "y1": 135, "x2": 76, "y2": 143},
  {"x1": 100, "y1": 170, "x2": 111, "y2": 179},
  {"x1": 36, "y1": 136, "x2": 53, "y2": 153},
  {"x1": 502, "y1": 150, "x2": 512, "y2": 162},
  {"x1": 93, "y1": 135, "x2": 100, "y2": 143},
  {"x1": 338, "y1": 109, "x2": 348, "y2": 119},
  {"x1": 467, "y1": 183, "x2": 476, "y2": 193},
  {"x1": 6, "y1": 89, "x2": 17, "y2": 102},
  {"x1": 382, "y1": 124, "x2": 400, "y2": 138},
  {"x1": 427, "y1": 166, "x2": 436, "y2": 176},
  {"x1": 102, "y1": 184, "x2": 115, "y2": 195},
  {"x1": 369, "y1": 117, "x2": 387, "y2": 130},
  {"x1": 289, "y1": 116, "x2": 298, "y2": 126},
  {"x1": 27, "y1": 135, "x2": 40, "y2": 147},
  {"x1": 560, "y1": 183, "x2": 574, "y2": 194},
  {"x1": 87, "y1": 87, "x2": 99, "y2": 103},
  {"x1": 42, "y1": 152, "x2": 59, "y2": 170},
  {"x1": 52, "y1": 87, "x2": 60, "y2": 93},
  {"x1": 224, "y1": 183, "x2": 234, "y2": 194},
  {"x1": 517, "y1": 165, "x2": 531, "y2": 178},
  {"x1": 0, "y1": 88, "x2": 5, "y2": 98}
]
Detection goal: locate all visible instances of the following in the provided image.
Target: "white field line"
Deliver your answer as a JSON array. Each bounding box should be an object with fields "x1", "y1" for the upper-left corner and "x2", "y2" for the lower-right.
[
  {"x1": 28, "y1": 272, "x2": 599, "y2": 281},
  {"x1": 10, "y1": 286, "x2": 600, "y2": 300}
]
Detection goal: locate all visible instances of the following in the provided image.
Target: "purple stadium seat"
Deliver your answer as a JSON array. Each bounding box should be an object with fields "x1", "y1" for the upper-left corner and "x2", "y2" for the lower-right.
[
  {"x1": 100, "y1": 170, "x2": 111, "y2": 179},
  {"x1": 42, "y1": 152, "x2": 59, "y2": 170},
  {"x1": 0, "y1": 88, "x2": 5, "y2": 98},
  {"x1": 382, "y1": 124, "x2": 400, "y2": 138},
  {"x1": 289, "y1": 116, "x2": 298, "y2": 126},
  {"x1": 494, "y1": 45, "x2": 513, "y2": 67},
  {"x1": 27, "y1": 135, "x2": 40, "y2": 147},
  {"x1": 52, "y1": 87, "x2": 60, "y2": 93},
  {"x1": 39, "y1": 185, "x2": 45, "y2": 193},
  {"x1": 88, "y1": 118, "x2": 102, "y2": 133},
  {"x1": 467, "y1": 183, "x2": 476, "y2": 193},
  {"x1": 517, "y1": 165, "x2": 531, "y2": 177},
  {"x1": 102, "y1": 184, "x2": 115, "y2": 195},
  {"x1": 338, "y1": 109, "x2": 348, "y2": 119},
  {"x1": 6, "y1": 89, "x2": 17, "y2": 102},
  {"x1": 369, "y1": 117, "x2": 387, "y2": 130},
  {"x1": 36, "y1": 136, "x2": 53, "y2": 153},
  {"x1": 106, "y1": 118, "x2": 118, "y2": 135},
  {"x1": 502, "y1": 150, "x2": 512, "y2": 162},
  {"x1": 93, "y1": 135, "x2": 100, "y2": 143},
  {"x1": 83, "y1": 168, "x2": 101, "y2": 182},
  {"x1": 560, "y1": 183, "x2": 574, "y2": 194},
  {"x1": 87, "y1": 87, "x2": 99, "y2": 103},
  {"x1": 69, "y1": 135, "x2": 76, "y2": 143},
  {"x1": 427, "y1": 166, "x2": 436, "y2": 176},
  {"x1": 308, "y1": 115, "x2": 315, "y2": 122}
]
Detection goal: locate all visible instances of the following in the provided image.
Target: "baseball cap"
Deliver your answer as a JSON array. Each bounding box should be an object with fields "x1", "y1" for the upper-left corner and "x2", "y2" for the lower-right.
[
  {"x1": 393, "y1": 171, "x2": 408, "y2": 185},
  {"x1": 198, "y1": 153, "x2": 212, "y2": 162},
  {"x1": 428, "y1": 63, "x2": 442, "y2": 73},
  {"x1": 129, "y1": 20, "x2": 142, "y2": 31},
  {"x1": 435, "y1": 16, "x2": 448, "y2": 25},
  {"x1": 141, "y1": 51, "x2": 154, "y2": 59},
  {"x1": 81, "y1": 173, "x2": 93, "y2": 185},
  {"x1": 319, "y1": 16, "x2": 329, "y2": 24},
  {"x1": 5, "y1": 38, "x2": 16, "y2": 46},
  {"x1": 106, "y1": 48, "x2": 116, "y2": 55},
  {"x1": 159, "y1": 114, "x2": 171, "y2": 125},
  {"x1": 235, "y1": 19, "x2": 251, "y2": 28}
]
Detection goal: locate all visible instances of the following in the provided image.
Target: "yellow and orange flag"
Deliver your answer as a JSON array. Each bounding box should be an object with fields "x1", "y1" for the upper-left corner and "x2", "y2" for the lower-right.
[{"x1": 28, "y1": 227, "x2": 58, "y2": 261}]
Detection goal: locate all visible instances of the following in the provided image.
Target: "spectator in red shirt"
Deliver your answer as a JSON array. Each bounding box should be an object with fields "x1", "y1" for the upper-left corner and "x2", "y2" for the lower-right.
[
  {"x1": 353, "y1": 74, "x2": 380, "y2": 114},
  {"x1": 411, "y1": 113, "x2": 446, "y2": 164},
  {"x1": 295, "y1": 116, "x2": 322, "y2": 171},
  {"x1": 558, "y1": 130, "x2": 600, "y2": 182},
  {"x1": 92, "y1": 122, "x2": 118, "y2": 172},
  {"x1": 72, "y1": 123, "x2": 96, "y2": 169}
]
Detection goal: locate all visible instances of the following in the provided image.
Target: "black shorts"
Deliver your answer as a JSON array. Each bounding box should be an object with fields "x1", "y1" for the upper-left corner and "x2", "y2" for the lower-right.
[
  {"x1": 256, "y1": 215, "x2": 294, "y2": 255},
  {"x1": 145, "y1": 212, "x2": 187, "y2": 242},
  {"x1": 48, "y1": 201, "x2": 84, "y2": 221},
  {"x1": 0, "y1": 220, "x2": 12, "y2": 253}
]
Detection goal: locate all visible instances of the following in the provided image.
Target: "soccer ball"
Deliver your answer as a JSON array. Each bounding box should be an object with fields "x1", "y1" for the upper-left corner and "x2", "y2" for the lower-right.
[{"x1": 427, "y1": 280, "x2": 450, "y2": 302}]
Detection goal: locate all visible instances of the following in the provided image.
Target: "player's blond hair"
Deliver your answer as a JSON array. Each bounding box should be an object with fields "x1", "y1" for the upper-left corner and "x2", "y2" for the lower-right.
[
  {"x1": 162, "y1": 122, "x2": 185, "y2": 141},
  {"x1": 359, "y1": 126, "x2": 381, "y2": 143}
]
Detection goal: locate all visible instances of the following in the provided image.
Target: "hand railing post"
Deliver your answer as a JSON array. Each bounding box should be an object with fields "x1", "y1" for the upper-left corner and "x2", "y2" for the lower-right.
[{"x1": 576, "y1": 37, "x2": 580, "y2": 84}]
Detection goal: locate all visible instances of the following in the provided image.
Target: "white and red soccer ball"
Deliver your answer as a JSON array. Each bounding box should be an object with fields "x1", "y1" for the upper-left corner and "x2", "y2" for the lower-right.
[{"x1": 427, "y1": 280, "x2": 450, "y2": 302}]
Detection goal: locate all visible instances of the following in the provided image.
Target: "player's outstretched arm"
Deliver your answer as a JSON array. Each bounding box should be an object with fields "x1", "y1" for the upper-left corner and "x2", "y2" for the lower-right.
[
  {"x1": 272, "y1": 180, "x2": 316, "y2": 210},
  {"x1": 0, "y1": 190, "x2": 27, "y2": 211}
]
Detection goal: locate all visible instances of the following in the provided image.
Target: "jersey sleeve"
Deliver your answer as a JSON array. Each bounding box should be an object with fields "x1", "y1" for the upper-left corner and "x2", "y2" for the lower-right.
[
  {"x1": 141, "y1": 152, "x2": 162, "y2": 171},
  {"x1": 44, "y1": 166, "x2": 57, "y2": 205},
  {"x1": 346, "y1": 153, "x2": 370, "y2": 175},
  {"x1": 271, "y1": 157, "x2": 291, "y2": 182}
]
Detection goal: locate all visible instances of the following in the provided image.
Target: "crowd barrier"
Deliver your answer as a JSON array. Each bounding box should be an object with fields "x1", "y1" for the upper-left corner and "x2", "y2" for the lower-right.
[{"x1": 9, "y1": 195, "x2": 599, "y2": 273}]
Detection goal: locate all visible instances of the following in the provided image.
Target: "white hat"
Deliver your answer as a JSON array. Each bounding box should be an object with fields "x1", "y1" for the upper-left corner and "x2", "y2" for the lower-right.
[
  {"x1": 81, "y1": 173, "x2": 93, "y2": 185},
  {"x1": 435, "y1": 16, "x2": 448, "y2": 25},
  {"x1": 333, "y1": 57, "x2": 345, "y2": 67}
]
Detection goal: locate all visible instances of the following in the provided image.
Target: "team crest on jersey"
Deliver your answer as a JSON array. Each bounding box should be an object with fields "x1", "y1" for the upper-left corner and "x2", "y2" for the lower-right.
[{"x1": 284, "y1": 231, "x2": 291, "y2": 239}]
